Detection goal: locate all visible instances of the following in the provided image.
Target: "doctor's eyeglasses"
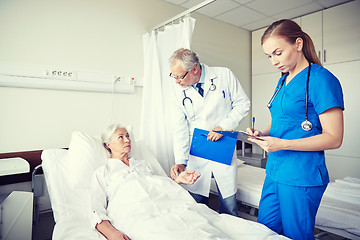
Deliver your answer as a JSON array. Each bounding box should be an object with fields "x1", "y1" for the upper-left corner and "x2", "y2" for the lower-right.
[{"x1": 169, "y1": 71, "x2": 188, "y2": 80}]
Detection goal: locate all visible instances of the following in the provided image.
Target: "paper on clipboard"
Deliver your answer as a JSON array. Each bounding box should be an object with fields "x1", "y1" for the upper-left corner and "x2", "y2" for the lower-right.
[
  {"x1": 215, "y1": 130, "x2": 264, "y2": 141},
  {"x1": 190, "y1": 128, "x2": 236, "y2": 165}
]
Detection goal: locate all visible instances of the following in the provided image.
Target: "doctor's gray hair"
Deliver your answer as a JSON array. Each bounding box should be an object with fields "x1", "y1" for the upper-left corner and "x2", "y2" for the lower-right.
[
  {"x1": 101, "y1": 124, "x2": 126, "y2": 153},
  {"x1": 169, "y1": 48, "x2": 200, "y2": 71}
]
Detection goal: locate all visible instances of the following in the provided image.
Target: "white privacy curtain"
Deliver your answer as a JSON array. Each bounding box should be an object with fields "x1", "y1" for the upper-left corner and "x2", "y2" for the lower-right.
[{"x1": 141, "y1": 17, "x2": 196, "y2": 176}]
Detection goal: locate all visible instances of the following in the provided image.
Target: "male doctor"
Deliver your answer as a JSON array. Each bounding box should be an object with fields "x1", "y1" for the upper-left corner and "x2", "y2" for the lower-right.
[{"x1": 169, "y1": 48, "x2": 250, "y2": 216}]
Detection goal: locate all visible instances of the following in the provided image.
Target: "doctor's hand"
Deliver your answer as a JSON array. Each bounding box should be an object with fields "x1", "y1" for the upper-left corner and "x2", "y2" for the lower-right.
[
  {"x1": 175, "y1": 170, "x2": 201, "y2": 185},
  {"x1": 208, "y1": 126, "x2": 223, "y2": 141},
  {"x1": 170, "y1": 164, "x2": 185, "y2": 180}
]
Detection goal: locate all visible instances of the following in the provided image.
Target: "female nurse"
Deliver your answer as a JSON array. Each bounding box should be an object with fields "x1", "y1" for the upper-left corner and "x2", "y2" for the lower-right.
[{"x1": 247, "y1": 19, "x2": 344, "y2": 240}]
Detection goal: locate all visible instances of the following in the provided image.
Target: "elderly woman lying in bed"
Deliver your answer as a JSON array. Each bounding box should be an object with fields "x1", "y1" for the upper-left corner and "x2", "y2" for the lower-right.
[
  {"x1": 89, "y1": 124, "x2": 288, "y2": 240},
  {"x1": 90, "y1": 124, "x2": 200, "y2": 240}
]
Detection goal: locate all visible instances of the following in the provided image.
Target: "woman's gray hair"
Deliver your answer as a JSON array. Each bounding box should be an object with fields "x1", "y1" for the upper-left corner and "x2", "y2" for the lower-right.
[
  {"x1": 101, "y1": 124, "x2": 126, "y2": 153},
  {"x1": 169, "y1": 48, "x2": 200, "y2": 71}
]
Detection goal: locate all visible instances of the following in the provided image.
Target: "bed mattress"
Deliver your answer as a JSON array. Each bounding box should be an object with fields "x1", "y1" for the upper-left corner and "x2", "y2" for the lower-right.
[{"x1": 315, "y1": 177, "x2": 360, "y2": 238}]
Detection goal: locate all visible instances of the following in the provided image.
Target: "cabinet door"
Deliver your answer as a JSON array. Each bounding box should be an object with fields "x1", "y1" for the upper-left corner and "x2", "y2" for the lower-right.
[
  {"x1": 323, "y1": 1, "x2": 360, "y2": 64},
  {"x1": 252, "y1": 72, "x2": 281, "y2": 131},
  {"x1": 326, "y1": 61, "x2": 360, "y2": 158},
  {"x1": 301, "y1": 11, "x2": 323, "y2": 63},
  {"x1": 252, "y1": 28, "x2": 278, "y2": 75}
]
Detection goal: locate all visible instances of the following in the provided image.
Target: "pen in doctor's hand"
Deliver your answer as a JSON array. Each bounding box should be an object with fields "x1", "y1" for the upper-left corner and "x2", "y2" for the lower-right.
[{"x1": 252, "y1": 117, "x2": 255, "y2": 133}]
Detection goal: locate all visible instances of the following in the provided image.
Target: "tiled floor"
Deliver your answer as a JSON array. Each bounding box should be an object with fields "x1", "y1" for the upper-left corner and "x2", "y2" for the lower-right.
[
  {"x1": 33, "y1": 211, "x2": 55, "y2": 240},
  {"x1": 313, "y1": 228, "x2": 348, "y2": 240}
]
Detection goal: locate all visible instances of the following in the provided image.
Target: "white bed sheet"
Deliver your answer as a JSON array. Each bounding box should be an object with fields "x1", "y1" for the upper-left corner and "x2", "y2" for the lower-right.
[
  {"x1": 316, "y1": 177, "x2": 360, "y2": 237},
  {"x1": 211, "y1": 162, "x2": 360, "y2": 238},
  {"x1": 41, "y1": 141, "x2": 289, "y2": 240}
]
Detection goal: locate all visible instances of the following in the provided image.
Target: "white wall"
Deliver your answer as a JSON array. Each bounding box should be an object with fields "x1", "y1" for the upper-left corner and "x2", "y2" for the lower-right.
[
  {"x1": 0, "y1": 0, "x2": 251, "y2": 153},
  {"x1": 191, "y1": 13, "x2": 252, "y2": 107}
]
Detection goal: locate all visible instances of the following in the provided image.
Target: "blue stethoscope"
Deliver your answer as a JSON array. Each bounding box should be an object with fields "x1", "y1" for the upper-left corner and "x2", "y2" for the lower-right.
[
  {"x1": 267, "y1": 62, "x2": 313, "y2": 131},
  {"x1": 182, "y1": 79, "x2": 216, "y2": 120}
]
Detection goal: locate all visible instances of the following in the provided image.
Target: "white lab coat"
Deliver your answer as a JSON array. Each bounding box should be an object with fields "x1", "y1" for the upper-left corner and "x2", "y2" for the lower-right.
[{"x1": 171, "y1": 64, "x2": 250, "y2": 198}]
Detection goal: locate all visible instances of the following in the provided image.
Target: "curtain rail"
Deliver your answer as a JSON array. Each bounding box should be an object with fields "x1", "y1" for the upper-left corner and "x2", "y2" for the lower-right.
[{"x1": 148, "y1": 0, "x2": 216, "y2": 33}]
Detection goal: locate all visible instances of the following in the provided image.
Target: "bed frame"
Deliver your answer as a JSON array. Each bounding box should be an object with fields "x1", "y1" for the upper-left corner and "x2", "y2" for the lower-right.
[
  {"x1": 0, "y1": 150, "x2": 43, "y2": 186},
  {"x1": 315, "y1": 226, "x2": 360, "y2": 240},
  {"x1": 0, "y1": 150, "x2": 44, "y2": 239}
]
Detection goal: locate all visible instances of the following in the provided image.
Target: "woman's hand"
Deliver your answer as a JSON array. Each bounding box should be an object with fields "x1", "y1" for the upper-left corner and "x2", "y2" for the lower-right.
[
  {"x1": 246, "y1": 126, "x2": 286, "y2": 153},
  {"x1": 170, "y1": 164, "x2": 185, "y2": 180},
  {"x1": 246, "y1": 127, "x2": 263, "y2": 137},
  {"x1": 96, "y1": 220, "x2": 131, "y2": 240},
  {"x1": 109, "y1": 230, "x2": 131, "y2": 240},
  {"x1": 175, "y1": 170, "x2": 201, "y2": 185},
  {"x1": 247, "y1": 136, "x2": 285, "y2": 153}
]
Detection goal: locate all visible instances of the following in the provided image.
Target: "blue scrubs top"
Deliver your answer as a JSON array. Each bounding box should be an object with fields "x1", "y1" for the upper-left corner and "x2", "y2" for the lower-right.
[{"x1": 267, "y1": 64, "x2": 344, "y2": 187}]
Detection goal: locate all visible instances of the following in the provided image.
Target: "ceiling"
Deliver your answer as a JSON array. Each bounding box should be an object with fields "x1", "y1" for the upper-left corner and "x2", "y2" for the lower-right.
[{"x1": 163, "y1": 0, "x2": 354, "y2": 31}]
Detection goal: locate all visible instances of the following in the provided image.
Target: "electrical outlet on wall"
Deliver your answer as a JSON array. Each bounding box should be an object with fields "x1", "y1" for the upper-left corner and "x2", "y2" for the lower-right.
[
  {"x1": 44, "y1": 68, "x2": 77, "y2": 80},
  {"x1": 113, "y1": 76, "x2": 136, "y2": 85},
  {"x1": 129, "y1": 77, "x2": 136, "y2": 85},
  {"x1": 113, "y1": 76, "x2": 122, "y2": 83}
]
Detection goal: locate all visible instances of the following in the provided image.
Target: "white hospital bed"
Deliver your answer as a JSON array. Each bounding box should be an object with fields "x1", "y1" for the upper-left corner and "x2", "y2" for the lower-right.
[
  {"x1": 38, "y1": 131, "x2": 289, "y2": 240},
  {"x1": 211, "y1": 161, "x2": 360, "y2": 239}
]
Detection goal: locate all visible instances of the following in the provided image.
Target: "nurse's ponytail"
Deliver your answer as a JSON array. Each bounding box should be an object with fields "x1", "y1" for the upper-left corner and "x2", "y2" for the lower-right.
[
  {"x1": 302, "y1": 32, "x2": 322, "y2": 66},
  {"x1": 261, "y1": 19, "x2": 322, "y2": 67}
]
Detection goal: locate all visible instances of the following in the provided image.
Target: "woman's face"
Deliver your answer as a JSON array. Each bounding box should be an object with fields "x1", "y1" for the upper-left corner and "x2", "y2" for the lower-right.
[
  {"x1": 108, "y1": 128, "x2": 131, "y2": 156},
  {"x1": 262, "y1": 35, "x2": 303, "y2": 74}
]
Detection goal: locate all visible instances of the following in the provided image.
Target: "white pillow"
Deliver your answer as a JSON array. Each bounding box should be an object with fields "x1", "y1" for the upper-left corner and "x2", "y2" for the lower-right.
[
  {"x1": 67, "y1": 131, "x2": 109, "y2": 189},
  {"x1": 42, "y1": 149, "x2": 93, "y2": 219},
  {"x1": 67, "y1": 126, "x2": 139, "y2": 189},
  {"x1": 41, "y1": 149, "x2": 69, "y2": 222}
]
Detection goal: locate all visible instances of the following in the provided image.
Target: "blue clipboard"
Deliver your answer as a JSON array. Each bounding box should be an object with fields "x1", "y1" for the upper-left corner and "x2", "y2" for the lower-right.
[{"x1": 190, "y1": 128, "x2": 237, "y2": 165}]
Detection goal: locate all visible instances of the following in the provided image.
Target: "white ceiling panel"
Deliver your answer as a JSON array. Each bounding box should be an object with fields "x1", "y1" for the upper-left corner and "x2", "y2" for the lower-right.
[
  {"x1": 165, "y1": 0, "x2": 188, "y2": 4},
  {"x1": 181, "y1": 0, "x2": 205, "y2": 8},
  {"x1": 162, "y1": 0, "x2": 355, "y2": 31},
  {"x1": 315, "y1": 0, "x2": 352, "y2": 8},
  {"x1": 246, "y1": 0, "x2": 314, "y2": 16},
  {"x1": 215, "y1": 6, "x2": 265, "y2": 26},
  {"x1": 273, "y1": 2, "x2": 324, "y2": 21},
  {"x1": 233, "y1": 0, "x2": 253, "y2": 4},
  {"x1": 195, "y1": 0, "x2": 240, "y2": 17},
  {"x1": 241, "y1": 17, "x2": 276, "y2": 31}
]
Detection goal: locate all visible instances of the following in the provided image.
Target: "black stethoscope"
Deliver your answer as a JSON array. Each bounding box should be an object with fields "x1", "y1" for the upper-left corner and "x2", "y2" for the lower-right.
[
  {"x1": 267, "y1": 62, "x2": 313, "y2": 131},
  {"x1": 209, "y1": 79, "x2": 216, "y2": 91},
  {"x1": 182, "y1": 79, "x2": 216, "y2": 119}
]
